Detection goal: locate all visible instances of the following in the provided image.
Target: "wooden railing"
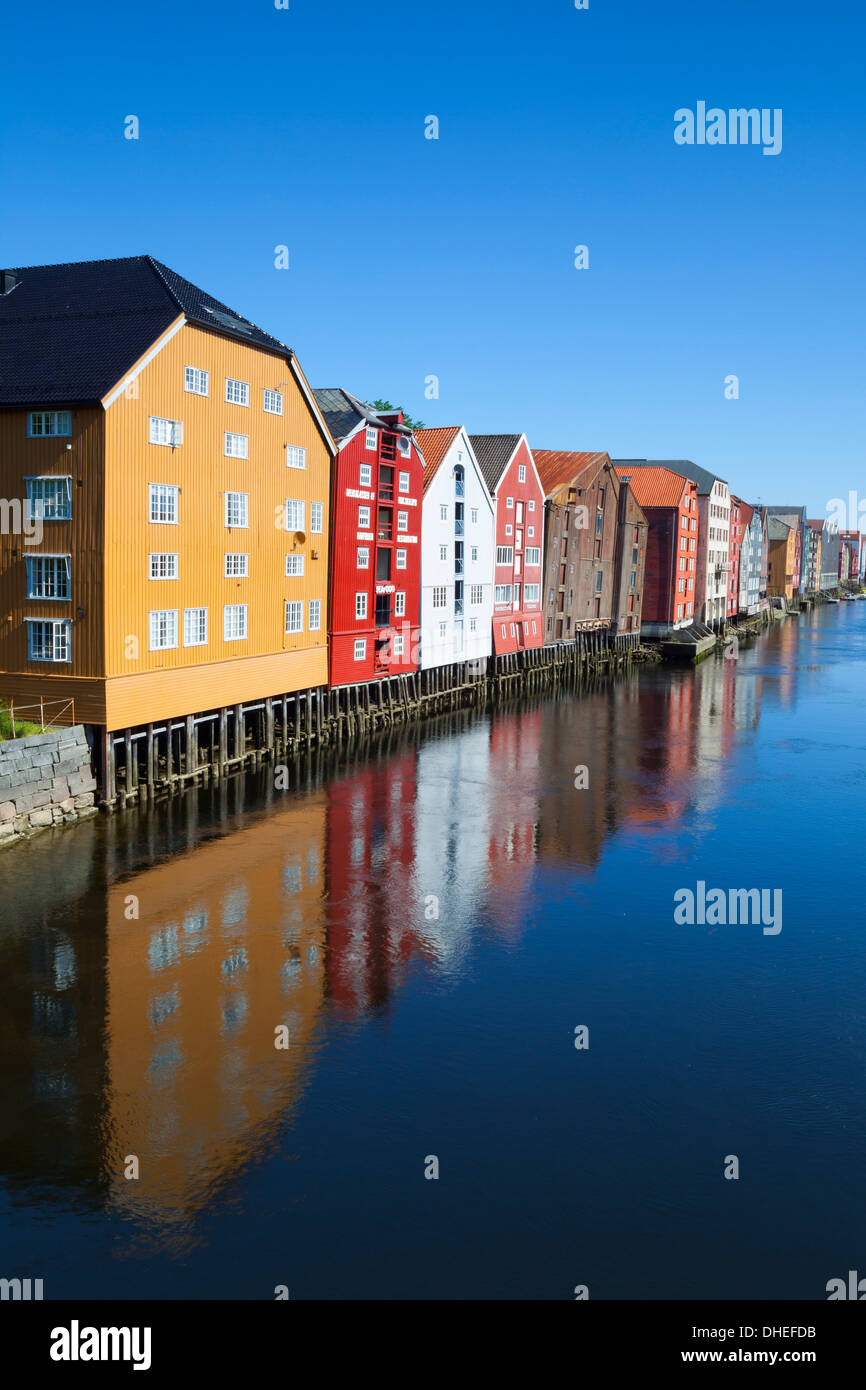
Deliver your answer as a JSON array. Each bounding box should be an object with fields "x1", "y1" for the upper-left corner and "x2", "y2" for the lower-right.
[{"x1": 6, "y1": 697, "x2": 75, "y2": 736}]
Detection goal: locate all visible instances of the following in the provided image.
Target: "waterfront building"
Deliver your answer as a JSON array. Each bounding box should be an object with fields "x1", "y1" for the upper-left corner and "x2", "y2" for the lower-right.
[
  {"x1": 609, "y1": 464, "x2": 698, "y2": 637},
  {"x1": 728, "y1": 496, "x2": 743, "y2": 618},
  {"x1": 819, "y1": 520, "x2": 841, "y2": 589},
  {"x1": 764, "y1": 506, "x2": 808, "y2": 593},
  {"x1": 617, "y1": 460, "x2": 730, "y2": 627},
  {"x1": 468, "y1": 434, "x2": 545, "y2": 655},
  {"x1": 414, "y1": 427, "x2": 495, "y2": 670},
  {"x1": 805, "y1": 520, "x2": 823, "y2": 592},
  {"x1": 767, "y1": 517, "x2": 796, "y2": 599},
  {"x1": 737, "y1": 502, "x2": 763, "y2": 616},
  {"x1": 0, "y1": 255, "x2": 335, "y2": 740},
  {"x1": 532, "y1": 451, "x2": 647, "y2": 645},
  {"x1": 838, "y1": 530, "x2": 861, "y2": 583},
  {"x1": 313, "y1": 390, "x2": 424, "y2": 685}
]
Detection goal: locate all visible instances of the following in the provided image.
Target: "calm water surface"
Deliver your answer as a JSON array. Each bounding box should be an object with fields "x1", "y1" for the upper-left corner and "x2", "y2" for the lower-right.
[{"x1": 2, "y1": 605, "x2": 865, "y2": 1299}]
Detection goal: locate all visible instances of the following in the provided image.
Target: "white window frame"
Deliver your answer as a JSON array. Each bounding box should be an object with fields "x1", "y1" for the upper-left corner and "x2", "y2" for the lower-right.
[
  {"x1": 354, "y1": 638, "x2": 367, "y2": 661},
  {"x1": 223, "y1": 604, "x2": 248, "y2": 642},
  {"x1": 432, "y1": 586, "x2": 447, "y2": 609},
  {"x1": 225, "y1": 553, "x2": 249, "y2": 578},
  {"x1": 496, "y1": 546, "x2": 514, "y2": 565},
  {"x1": 27, "y1": 410, "x2": 71, "y2": 438},
  {"x1": 518, "y1": 464, "x2": 526, "y2": 483},
  {"x1": 399, "y1": 471, "x2": 410, "y2": 493},
  {"x1": 149, "y1": 552, "x2": 178, "y2": 581},
  {"x1": 365, "y1": 427, "x2": 378, "y2": 452},
  {"x1": 286, "y1": 445, "x2": 307, "y2": 470},
  {"x1": 396, "y1": 549, "x2": 407, "y2": 569},
  {"x1": 395, "y1": 591, "x2": 406, "y2": 616},
  {"x1": 263, "y1": 388, "x2": 283, "y2": 415},
  {"x1": 184, "y1": 366, "x2": 209, "y2": 396},
  {"x1": 357, "y1": 547, "x2": 370, "y2": 569},
  {"x1": 355, "y1": 592, "x2": 368, "y2": 619},
  {"x1": 225, "y1": 491, "x2": 249, "y2": 529},
  {"x1": 149, "y1": 416, "x2": 183, "y2": 447},
  {"x1": 397, "y1": 511, "x2": 408, "y2": 531},
  {"x1": 311, "y1": 502, "x2": 323, "y2": 534},
  {"x1": 149, "y1": 483, "x2": 179, "y2": 524},
  {"x1": 285, "y1": 499, "x2": 305, "y2": 532},
  {"x1": 358, "y1": 505, "x2": 371, "y2": 528},
  {"x1": 183, "y1": 607, "x2": 208, "y2": 647},
  {"x1": 360, "y1": 463, "x2": 372, "y2": 487},
  {"x1": 149, "y1": 608, "x2": 178, "y2": 651},
  {"x1": 225, "y1": 377, "x2": 250, "y2": 406},
  {"x1": 285, "y1": 554, "x2": 305, "y2": 577},
  {"x1": 285, "y1": 600, "x2": 304, "y2": 634},
  {"x1": 308, "y1": 599, "x2": 321, "y2": 632},
  {"x1": 225, "y1": 431, "x2": 249, "y2": 459}
]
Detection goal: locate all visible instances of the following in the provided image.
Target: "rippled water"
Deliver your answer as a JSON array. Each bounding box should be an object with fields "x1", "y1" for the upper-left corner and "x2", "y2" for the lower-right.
[{"x1": 2, "y1": 605, "x2": 865, "y2": 1299}]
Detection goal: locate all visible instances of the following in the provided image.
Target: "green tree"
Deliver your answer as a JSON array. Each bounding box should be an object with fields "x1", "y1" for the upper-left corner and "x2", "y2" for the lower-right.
[{"x1": 371, "y1": 399, "x2": 425, "y2": 432}]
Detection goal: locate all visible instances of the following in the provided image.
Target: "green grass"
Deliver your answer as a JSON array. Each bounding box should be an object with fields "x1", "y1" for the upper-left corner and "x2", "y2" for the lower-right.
[{"x1": 0, "y1": 704, "x2": 43, "y2": 740}]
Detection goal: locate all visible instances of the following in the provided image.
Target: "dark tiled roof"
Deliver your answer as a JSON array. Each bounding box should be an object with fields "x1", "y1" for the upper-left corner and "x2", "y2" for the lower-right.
[
  {"x1": 614, "y1": 458, "x2": 727, "y2": 496},
  {"x1": 312, "y1": 388, "x2": 412, "y2": 445},
  {"x1": 469, "y1": 434, "x2": 522, "y2": 493},
  {"x1": 0, "y1": 254, "x2": 291, "y2": 407}
]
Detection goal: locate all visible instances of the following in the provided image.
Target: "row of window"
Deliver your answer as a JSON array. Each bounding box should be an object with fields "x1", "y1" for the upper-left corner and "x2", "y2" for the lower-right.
[
  {"x1": 147, "y1": 553, "x2": 323, "y2": 580},
  {"x1": 495, "y1": 546, "x2": 541, "y2": 566},
  {"x1": 357, "y1": 505, "x2": 414, "y2": 531},
  {"x1": 358, "y1": 464, "x2": 411, "y2": 491},
  {"x1": 363, "y1": 425, "x2": 411, "y2": 458},
  {"x1": 150, "y1": 415, "x2": 307, "y2": 468},
  {"x1": 355, "y1": 592, "x2": 407, "y2": 619},
  {"x1": 495, "y1": 584, "x2": 541, "y2": 604},
  {"x1": 148, "y1": 485, "x2": 323, "y2": 533},
  {"x1": 184, "y1": 370, "x2": 285, "y2": 417},
  {"x1": 148, "y1": 600, "x2": 324, "y2": 650},
  {"x1": 432, "y1": 585, "x2": 490, "y2": 608},
  {"x1": 356, "y1": 547, "x2": 407, "y2": 570},
  {"x1": 680, "y1": 514, "x2": 698, "y2": 530}
]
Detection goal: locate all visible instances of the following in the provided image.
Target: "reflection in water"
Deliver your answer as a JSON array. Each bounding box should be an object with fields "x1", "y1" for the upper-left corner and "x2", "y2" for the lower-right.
[{"x1": 1, "y1": 607, "x2": 865, "y2": 1297}]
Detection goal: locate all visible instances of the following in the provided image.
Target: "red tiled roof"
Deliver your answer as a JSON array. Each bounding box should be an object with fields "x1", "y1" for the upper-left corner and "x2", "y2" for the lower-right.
[
  {"x1": 611, "y1": 463, "x2": 693, "y2": 510},
  {"x1": 414, "y1": 426, "x2": 462, "y2": 491},
  {"x1": 737, "y1": 500, "x2": 754, "y2": 526},
  {"x1": 533, "y1": 450, "x2": 609, "y2": 498},
  {"x1": 806, "y1": 519, "x2": 825, "y2": 530}
]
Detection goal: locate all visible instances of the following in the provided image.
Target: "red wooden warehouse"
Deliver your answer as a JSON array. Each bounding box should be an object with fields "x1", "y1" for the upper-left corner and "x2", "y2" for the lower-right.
[
  {"x1": 613, "y1": 464, "x2": 699, "y2": 637},
  {"x1": 469, "y1": 433, "x2": 545, "y2": 655},
  {"x1": 313, "y1": 389, "x2": 423, "y2": 686}
]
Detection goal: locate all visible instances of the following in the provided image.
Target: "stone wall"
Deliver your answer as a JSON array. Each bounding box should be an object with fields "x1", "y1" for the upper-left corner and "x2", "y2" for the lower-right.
[{"x1": 0, "y1": 725, "x2": 98, "y2": 847}]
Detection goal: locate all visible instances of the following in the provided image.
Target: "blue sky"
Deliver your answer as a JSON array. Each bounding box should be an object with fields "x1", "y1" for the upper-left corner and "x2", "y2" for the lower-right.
[{"x1": 2, "y1": 0, "x2": 863, "y2": 516}]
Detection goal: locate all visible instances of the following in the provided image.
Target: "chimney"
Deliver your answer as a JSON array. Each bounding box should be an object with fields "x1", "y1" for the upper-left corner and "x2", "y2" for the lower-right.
[{"x1": 0, "y1": 269, "x2": 19, "y2": 295}]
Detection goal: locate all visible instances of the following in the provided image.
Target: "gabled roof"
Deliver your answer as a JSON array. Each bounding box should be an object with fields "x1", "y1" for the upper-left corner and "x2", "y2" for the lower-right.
[
  {"x1": 532, "y1": 450, "x2": 610, "y2": 498},
  {"x1": 807, "y1": 518, "x2": 826, "y2": 531},
  {"x1": 312, "y1": 387, "x2": 412, "y2": 445},
  {"x1": 615, "y1": 458, "x2": 727, "y2": 496},
  {"x1": 769, "y1": 517, "x2": 792, "y2": 539},
  {"x1": 612, "y1": 463, "x2": 694, "y2": 509},
  {"x1": 737, "y1": 500, "x2": 755, "y2": 526},
  {"x1": 414, "y1": 426, "x2": 462, "y2": 490},
  {"x1": 0, "y1": 254, "x2": 291, "y2": 407},
  {"x1": 469, "y1": 434, "x2": 523, "y2": 493}
]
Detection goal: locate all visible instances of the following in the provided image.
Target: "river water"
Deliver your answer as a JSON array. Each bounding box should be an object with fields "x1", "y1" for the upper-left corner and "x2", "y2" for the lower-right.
[{"x1": 1, "y1": 604, "x2": 865, "y2": 1300}]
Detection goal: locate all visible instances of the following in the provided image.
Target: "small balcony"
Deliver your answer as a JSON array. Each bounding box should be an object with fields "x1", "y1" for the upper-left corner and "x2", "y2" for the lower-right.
[
  {"x1": 378, "y1": 483, "x2": 394, "y2": 501},
  {"x1": 454, "y1": 519, "x2": 464, "y2": 536},
  {"x1": 454, "y1": 557, "x2": 464, "y2": 576}
]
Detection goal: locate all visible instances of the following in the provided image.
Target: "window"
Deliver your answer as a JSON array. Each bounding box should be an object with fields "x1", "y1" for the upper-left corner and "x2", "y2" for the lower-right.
[
  {"x1": 356, "y1": 592, "x2": 368, "y2": 619},
  {"x1": 184, "y1": 366, "x2": 209, "y2": 396},
  {"x1": 399, "y1": 471, "x2": 410, "y2": 493},
  {"x1": 471, "y1": 546, "x2": 478, "y2": 562},
  {"x1": 309, "y1": 599, "x2": 321, "y2": 631},
  {"x1": 682, "y1": 515, "x2": 688, "y2": 529},
  {"x1": 149, "y1": 416, "x2": 183, "y2": 447},
  {"x1": 183, "y1": 607, "x2": 208, "y2": 647},
  {"x1": 518, "y1": 464, "x2": 526, "y2": 483},
  {"x1": 524, "y1": 583, "x2": 540, "y2": 602},
  {"x1": 285, "y1": 600, "x2": 303, "y2": 634},
  {"x1": 225, "y1": 377, "x2": 249, "y2": 406},
  {"x1": 226, "y1": 492, "x2": 249, "y2": 528},
  {"x1": 149, "y1": 553, "x2": 178, "y2": 580},
  {"x1": 360, "y1": 463, "x2": 372, "y2": 487},
  {"x1": 310, "y1": 502, "x2": 323, "y2": 533},
  {"x1": 528, "y1": 499, "x2": 535, "y2": 512},
  {"x1": 224, "y1": 604, "x2": 247, "y2": 641},
  {"x1": 25, "y1": 476, "x2": 71, "y2": 520},
  {"x1": 357, "y1": 505, "x2": 371, "y2": 529},
  {"x1": 263, "y1": 388, "x2": 283, "y2": 415},
  {"x1": 149, "y1": 609, "x2": 178, "y2": 650},
  {"x1": 471, "y1": 508, "x2": 478, "y2": 524},
  {"x1": 393, "y1": 633, "x2": 405, "y2": 655},
  {"x1": 505, "y1": 524, "x2": 513, "y2": 536},
  {"x1": 513, "y1": 583, "x2": 521, "y2": 605},
  {"x1": 679, "y1": 557, "x2": 686, "y2": 572},
  {"x1": 677, "y1": 603, "x2": 684, "y2": 619},
  {"x1": 677, "y1": 577, "x2": 685, "y2": 593},
  {"x1": 395, "y1": 591, "x2": 406, "y2": 616},
  {"x1": 510, "y1": 623, "x2": 516, "y2": 637},
  {"x1": 354, "y1": 638, "x2": 366, "y2": 661},
  {"x1": 356, "y1": 546, "x2": 370, "y2": 569},
  {"x1": 470, "y1": 584, "x2": 483, "y2": 604},
  {"x1": 285, "y1": 499, "x2": 304, "y2": 531},
  {"x1": 28, "y1": 410, "x2": 71, "y2": 438},
  {"x1": 438, "y1": 623, "x2": 447, "y2": 638},
  {"x1": 496, "y1": 546, "x2": 513, "y2": 565},
  {"x1": 286, "y1": 445, "x2": 307, "y2": 470},
  {"x1": 506, "y1": 496, "x2": 514, "y2": 509},
  {"x1": 495, "y1": 584, "x2": 512, "y2": 603},
  {"x1": 150, "y1": 483, "x2": 179, "y2": 524},
  {"x1": 397, "y1": 511, "x2": 408, "y2": 531},
  {"x1": 470, "y1": 618, "x2": 477, "y2": 632},
  {"x1": 632, "y1": 547, "x2": 639, "y2": 564},
  {"x1": 396, "y1": 549, "x2": 407, "y2": 569},
  {"x1": 525, "y1": 547, "x2": 540, "y2": 565},
  {"x1": 691, "y1": 517, "x2": 696, "y2": 530},
  {"x1": 26, "y1": 618, "x2": 71, "y2": 661},
  {"x1": 432, "y1": 586, "x2": 447, "y2": 609},
  {"x1": 285, "y1": 554, "x2": 305, "y2": 577},
  {"x1": 595, "y1": 571, "x2": 603, "y2": 592},
  {"x1": 225, "y1": 553, "x2": 248, "y2": 577},
  {"x1": 440, "y1": 504, "x2": 448, "y2": 521},
  {"x1": 365, "y1": 427, "x2": 378, "y2": 452},
  {"x1": 26, "y1": 554, "x2": 70, "y2": 599},
  {"x1": 225, "y1": 431, "x2": 249, "y2": 459},
  {"x1": 528, "y1": 526, "x2": 535, "y2": 538}
]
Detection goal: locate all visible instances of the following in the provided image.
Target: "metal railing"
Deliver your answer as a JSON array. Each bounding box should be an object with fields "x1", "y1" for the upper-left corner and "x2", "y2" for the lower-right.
[{"x1": 5, "y1": 697, "x2": 75, "y2": 736}]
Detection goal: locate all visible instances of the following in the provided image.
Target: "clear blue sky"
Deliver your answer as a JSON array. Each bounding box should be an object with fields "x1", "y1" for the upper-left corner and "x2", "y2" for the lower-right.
[{"x1": 2, "y1": 0, "x2": 863, "y2": 517}]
